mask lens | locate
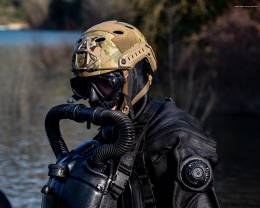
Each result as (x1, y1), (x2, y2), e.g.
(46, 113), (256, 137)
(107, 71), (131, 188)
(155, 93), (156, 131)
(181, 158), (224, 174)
(70, 72), (124, 100)
(70, 77), (91, 98)
(93, 73), (124, 98)
(94, 78), (114, 97)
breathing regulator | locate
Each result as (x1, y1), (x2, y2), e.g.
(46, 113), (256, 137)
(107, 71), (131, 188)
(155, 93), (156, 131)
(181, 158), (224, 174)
(41, 104), (136, 208)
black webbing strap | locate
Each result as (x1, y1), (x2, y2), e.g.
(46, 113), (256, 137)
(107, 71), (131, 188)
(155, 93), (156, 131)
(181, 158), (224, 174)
(134, 152), (156, 208)
(110, 151), (137, 199)
(109, 119), (147, 199)
(110, 101), (160, 208)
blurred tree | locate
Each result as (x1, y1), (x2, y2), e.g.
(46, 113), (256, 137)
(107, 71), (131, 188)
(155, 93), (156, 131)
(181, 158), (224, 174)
(0, 0), (26, 24)
(48, 0), (81, 29)
(131, 0), (229, 46)
(45, 0), (135, 30)
(79, 0), (113, 29)
(167, 7), (260, 121)
(128, 0), (232, 121)
(195, 8), (260, 115)
(22, 0), (49, 28)
(79, 0), (134, 29)
(0, 0), (10, 6)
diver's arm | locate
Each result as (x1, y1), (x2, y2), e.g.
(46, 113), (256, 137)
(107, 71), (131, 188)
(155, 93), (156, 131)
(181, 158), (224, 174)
(146, 120), (220, 208)
(170, 127), (220, 208)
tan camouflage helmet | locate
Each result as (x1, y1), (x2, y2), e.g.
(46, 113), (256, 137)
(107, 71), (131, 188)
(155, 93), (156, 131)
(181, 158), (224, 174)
(71, 20), (157, 114)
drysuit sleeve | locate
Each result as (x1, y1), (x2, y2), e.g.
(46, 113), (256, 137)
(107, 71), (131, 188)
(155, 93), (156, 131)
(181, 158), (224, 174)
(145, 120), (220, 208)
(170, 128), (220, 208)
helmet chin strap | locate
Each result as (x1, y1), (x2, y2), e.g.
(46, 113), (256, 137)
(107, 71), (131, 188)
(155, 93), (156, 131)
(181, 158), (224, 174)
(131, 74), (152, 106)
(120, 70), (152, 115)
(120, 70), (130, 114)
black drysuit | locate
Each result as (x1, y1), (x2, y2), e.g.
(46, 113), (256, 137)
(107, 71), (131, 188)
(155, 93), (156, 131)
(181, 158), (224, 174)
(98, 99), (220, 208)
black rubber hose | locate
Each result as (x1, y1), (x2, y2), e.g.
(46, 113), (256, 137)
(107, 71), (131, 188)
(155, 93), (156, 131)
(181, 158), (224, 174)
(45, 104), (135, 169)
(89, 110), (135, 169)
(45, 104), (94, 159)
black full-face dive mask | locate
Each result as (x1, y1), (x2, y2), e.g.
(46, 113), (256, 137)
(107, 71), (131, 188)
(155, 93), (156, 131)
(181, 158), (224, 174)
(70, 72), (125, 109)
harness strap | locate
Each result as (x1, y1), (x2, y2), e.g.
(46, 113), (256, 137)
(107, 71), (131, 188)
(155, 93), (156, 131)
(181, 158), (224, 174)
(135, 152), (156, 208)
(110, 100), (160, 208)
(110, 122), (147, 199)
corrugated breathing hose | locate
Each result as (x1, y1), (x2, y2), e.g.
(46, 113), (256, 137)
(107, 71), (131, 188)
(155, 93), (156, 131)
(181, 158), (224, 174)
(45, 104), (135, 171)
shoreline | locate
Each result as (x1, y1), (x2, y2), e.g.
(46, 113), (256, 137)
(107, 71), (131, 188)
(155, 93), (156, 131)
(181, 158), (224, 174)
(0, 22), (29, 31)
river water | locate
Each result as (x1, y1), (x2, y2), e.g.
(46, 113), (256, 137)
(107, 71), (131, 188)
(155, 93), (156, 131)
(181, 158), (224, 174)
(0, 30), (80, 46)
(0, 30), (260, 208)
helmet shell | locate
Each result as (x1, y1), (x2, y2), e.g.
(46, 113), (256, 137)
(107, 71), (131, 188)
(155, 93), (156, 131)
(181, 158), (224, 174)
(72, 20), (157, 77)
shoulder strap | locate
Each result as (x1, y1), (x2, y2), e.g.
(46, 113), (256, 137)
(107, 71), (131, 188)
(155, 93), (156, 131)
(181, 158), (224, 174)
(109, 101), (160, 205)
(134, 152), (156, 208)
(133, 102), (160, 208)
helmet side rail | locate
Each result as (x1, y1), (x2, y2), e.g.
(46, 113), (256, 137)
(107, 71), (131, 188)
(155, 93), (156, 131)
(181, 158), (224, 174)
(45, 104), (135, 171)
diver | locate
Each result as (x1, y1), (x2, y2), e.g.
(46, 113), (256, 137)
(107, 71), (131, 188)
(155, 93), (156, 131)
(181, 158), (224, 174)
(0, 190), (11, 208)
(69, 20), (220, 208)
(42, 20), (220, 208)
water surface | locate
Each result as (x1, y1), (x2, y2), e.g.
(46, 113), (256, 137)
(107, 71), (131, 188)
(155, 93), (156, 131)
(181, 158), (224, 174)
(0, 30), (81, 46)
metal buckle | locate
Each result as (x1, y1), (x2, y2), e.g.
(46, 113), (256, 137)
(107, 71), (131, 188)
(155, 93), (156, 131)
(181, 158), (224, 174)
(48, 164), (68, 178)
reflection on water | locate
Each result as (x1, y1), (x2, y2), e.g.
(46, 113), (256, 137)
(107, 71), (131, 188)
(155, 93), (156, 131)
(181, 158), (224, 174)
(0, 129), (50, 207)
(0, 121), (98, 208)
